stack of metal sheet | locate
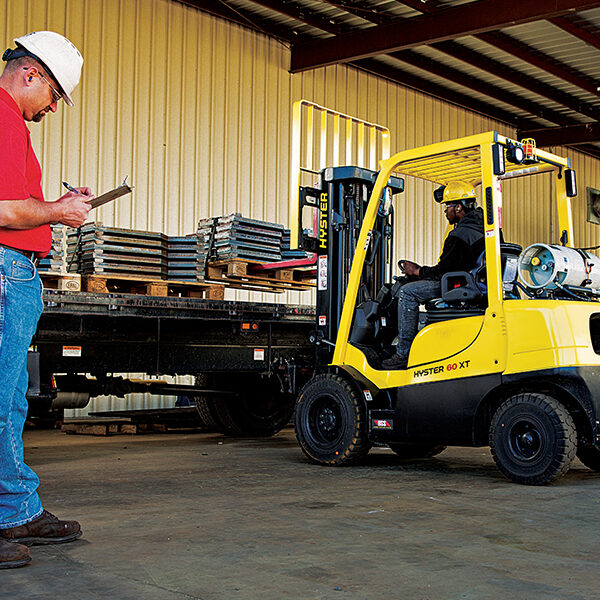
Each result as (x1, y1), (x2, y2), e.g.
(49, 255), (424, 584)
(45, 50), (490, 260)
(38, 224), (67, 272)
(166, 234), (206, 281)
(67, 223), (168, 278)
(281, 229), (309, 260)
(197, 213), (283, 263)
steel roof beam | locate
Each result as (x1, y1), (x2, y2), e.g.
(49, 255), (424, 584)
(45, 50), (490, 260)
(518, 122), (600, 146)
(290, 0), (600, 72)
(249, 0), (347, 35)
(320, 1), (391, 25)
(549, 16), (600, 51)
(478, 31), (600, 97)
(352, 58), (537, 128)
(432, 41), (600, 121)
(391, 50), (581, 126)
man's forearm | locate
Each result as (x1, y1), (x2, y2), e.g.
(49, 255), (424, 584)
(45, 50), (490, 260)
(0, 198), (63, 229)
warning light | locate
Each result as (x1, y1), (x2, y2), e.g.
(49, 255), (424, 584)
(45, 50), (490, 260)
(242, 323), (251, 330)
(521, 138), (536, 161)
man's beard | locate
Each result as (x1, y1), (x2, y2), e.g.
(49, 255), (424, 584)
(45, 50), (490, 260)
(32, 107), (50, 122)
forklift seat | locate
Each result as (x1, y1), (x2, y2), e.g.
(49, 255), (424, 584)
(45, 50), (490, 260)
(425, 243), (522, 323)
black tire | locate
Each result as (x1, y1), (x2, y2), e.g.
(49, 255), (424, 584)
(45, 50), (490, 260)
(193, 374), (225, 432)
(388, 443), (446, 459)
(294, 373), (371, 465)
(489, 393), (577, 485)
(576, 445), (600, 472)
(211, 373), (295, 437)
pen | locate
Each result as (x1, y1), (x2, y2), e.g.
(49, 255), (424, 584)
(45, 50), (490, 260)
(62, 180), (85, 195)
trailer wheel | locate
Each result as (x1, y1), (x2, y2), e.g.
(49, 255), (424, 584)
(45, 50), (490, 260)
(294, 373), (371, 465)
(489, 393), (577, 485)
(576, 445), (600, 472)
(388, 443), (446, 459)
(193, 374), (226, 432)
(213, 373), (295, 437)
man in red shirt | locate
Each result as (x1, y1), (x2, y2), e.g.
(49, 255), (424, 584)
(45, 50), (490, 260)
(0, 31), (93, 569)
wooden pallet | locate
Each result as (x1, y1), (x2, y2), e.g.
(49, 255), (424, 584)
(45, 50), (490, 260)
(80, 274), (225, 300)
(39, 271), (82, 292)
(206, 259), (315, 292)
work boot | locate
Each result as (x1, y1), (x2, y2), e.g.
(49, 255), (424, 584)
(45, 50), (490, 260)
(381, 354), (408, 370)
(0, 538), (31, 569)
(0, 511), (82, 546)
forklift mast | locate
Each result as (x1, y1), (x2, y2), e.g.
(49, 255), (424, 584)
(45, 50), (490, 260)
(297, 166), (403, 366)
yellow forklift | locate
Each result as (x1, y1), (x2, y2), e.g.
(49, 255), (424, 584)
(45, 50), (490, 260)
(294, 131), (600, 485)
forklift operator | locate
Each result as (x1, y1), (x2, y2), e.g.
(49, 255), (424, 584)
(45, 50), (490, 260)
(382, 180), (485, 370)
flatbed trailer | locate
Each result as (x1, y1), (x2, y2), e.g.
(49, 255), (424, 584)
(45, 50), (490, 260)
(28, 288), (316, 436)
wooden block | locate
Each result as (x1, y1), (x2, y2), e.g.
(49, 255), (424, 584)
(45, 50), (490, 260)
(147, 282), (168, 296)
(84, 277), (109, 294)
(275, 270), (294, 281)
(207, 265), (223, 279)
(62, 423), (108, 436)
(207, 285), (225, 300)
(108, 423), (120, 434)
(58, 274), (81, 292)
(120, 424), (138, 434)
(227, 261), (248, 277)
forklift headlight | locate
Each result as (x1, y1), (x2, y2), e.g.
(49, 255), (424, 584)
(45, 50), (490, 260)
(506, 144), (525, 165)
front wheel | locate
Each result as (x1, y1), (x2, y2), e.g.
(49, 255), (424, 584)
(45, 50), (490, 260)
(294, 373), (371, 465)
(489, 393), (576, 485)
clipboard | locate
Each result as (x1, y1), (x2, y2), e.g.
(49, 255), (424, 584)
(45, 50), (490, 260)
(89, 181), (133, 209)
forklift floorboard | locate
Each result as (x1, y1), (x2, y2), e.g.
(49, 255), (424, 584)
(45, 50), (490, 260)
(4, 428), (599, 599)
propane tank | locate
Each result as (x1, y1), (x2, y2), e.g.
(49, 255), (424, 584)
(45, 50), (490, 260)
(518, 243), (600, 290)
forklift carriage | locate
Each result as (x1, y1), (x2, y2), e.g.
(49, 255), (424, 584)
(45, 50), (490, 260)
(294, 131), (600, 485)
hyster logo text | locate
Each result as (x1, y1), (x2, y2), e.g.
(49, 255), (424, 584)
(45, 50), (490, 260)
(413, 360), (470, 379)
(319, 193), (328, 249)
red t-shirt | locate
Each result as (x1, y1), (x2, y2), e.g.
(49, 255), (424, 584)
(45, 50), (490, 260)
(0, 88), (51, 255)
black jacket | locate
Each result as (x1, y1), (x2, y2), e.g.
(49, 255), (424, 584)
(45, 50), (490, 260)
(419, 207), (485, 281)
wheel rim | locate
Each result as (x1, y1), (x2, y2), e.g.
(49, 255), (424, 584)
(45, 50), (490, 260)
(507, 419), (545, 461)
(308, 394), (343, 446)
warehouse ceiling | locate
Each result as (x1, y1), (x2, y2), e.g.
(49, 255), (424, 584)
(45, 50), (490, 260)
(181, 0), (600, 160)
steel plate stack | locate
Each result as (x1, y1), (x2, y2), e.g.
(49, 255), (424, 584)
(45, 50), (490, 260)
(197, 213), (283, 263)
(66, 223), (168, 278)
(281, 229), (309, 260)
(38, 224), (67, 272)
(166, 234), (206, 281)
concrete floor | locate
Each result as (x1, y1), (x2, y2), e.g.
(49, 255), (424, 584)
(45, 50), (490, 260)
(2, 428), (599, 600)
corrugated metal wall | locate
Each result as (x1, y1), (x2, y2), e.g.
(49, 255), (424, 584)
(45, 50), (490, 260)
(3, 0), (600, 413)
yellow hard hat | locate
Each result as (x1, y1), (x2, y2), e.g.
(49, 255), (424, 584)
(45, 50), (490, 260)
(441, 180), (476, 205)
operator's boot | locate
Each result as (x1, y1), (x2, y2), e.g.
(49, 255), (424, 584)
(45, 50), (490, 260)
(0, 538), (31, 569)
(382, 354), (408, 370)
(0, 510), (82, 546)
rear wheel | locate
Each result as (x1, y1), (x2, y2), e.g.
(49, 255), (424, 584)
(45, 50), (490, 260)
(576, 445), (600, 472)
(388, 443), (446, 459)
(294, 373), (371, 465)
(195, 373), (294, 437)
(489, 393), (576, 485)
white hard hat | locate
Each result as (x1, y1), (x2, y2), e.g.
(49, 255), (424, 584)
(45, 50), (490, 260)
(12, 31), (83, 106)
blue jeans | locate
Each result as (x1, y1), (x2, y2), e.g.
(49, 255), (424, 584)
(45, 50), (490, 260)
(0, 248), (44, 528)
(396, 279), (441, 360)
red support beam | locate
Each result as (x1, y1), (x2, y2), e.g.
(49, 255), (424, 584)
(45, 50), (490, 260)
(291, 0), (600, 72)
